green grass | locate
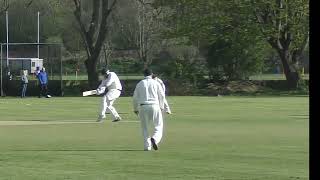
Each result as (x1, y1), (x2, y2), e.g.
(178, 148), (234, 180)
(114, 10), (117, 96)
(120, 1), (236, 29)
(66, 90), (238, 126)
(0, 96), (309, 180)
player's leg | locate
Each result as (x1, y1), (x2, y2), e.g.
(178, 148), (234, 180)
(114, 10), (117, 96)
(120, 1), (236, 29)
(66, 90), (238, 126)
(46, 85), (51, 97)
(22, 84), (27, 97)
(44, 85), (47, 97)
(106, 99), (121, 121)
(97, 95), (107, 122)
(151, 105), (163, 150)
(21, 84), (24, 98)
(106, 90), (121, 121)
(39, 84), (44, 98)
(44, 84), (51, 98)
(24, 84), (27, 97)
(139, 106), (151, 151)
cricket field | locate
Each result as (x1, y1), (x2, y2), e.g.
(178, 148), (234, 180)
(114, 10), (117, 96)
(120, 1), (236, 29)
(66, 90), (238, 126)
(0, 96), (309, 180)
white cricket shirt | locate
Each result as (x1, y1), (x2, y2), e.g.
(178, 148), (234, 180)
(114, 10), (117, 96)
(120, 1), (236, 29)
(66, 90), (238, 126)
(97, 72), (122, 94)
(133, 76), (165, 111)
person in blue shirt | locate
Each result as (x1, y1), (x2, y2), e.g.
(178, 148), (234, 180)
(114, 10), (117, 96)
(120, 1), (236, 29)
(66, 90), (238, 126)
(35, 66), (40, 77)
(38, 67), (51, 98)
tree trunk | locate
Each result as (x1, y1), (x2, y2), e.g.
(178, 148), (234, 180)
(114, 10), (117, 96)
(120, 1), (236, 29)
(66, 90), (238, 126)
(85, 59), (99, 89)
(73, 0), (117, 89)
(278, 51), (300, 89)
(143, 62), (149, 69)
(142, 55), (149, 69)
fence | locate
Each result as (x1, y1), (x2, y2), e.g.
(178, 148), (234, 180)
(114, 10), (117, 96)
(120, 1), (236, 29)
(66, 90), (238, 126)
(0, 43), (63, 96)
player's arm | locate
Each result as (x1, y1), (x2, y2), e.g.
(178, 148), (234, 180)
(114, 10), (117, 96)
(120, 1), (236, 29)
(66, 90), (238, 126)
(157, 83), (165, 111)
(158, 79), (166, 92)
(164, 98), (172, 114)
(133, 83), (140, 114)
(104, 73), (114, 87)
(39, 74), (44, 84)
(96, 80), (106, 95)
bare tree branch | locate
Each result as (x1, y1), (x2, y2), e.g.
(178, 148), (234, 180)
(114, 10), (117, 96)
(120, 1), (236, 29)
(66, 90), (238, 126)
(73, 0), (92, 57)
(72, 0), (118, 87)
(0, 0), (9, 15)
(25, 0), (33, 8)
(73, 0), (80, 8)
(136, 0), (152, 6)
(88, 0), (101, 39)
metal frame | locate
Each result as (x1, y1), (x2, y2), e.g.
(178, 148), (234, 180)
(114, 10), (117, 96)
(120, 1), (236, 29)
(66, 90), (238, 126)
(1, 11), (64, 96)
(0, 43), (63, 96)
(0, 45), (2, 96)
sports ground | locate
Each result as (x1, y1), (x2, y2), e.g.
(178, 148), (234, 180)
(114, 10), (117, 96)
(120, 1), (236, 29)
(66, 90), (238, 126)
(0, 96), (309, 180)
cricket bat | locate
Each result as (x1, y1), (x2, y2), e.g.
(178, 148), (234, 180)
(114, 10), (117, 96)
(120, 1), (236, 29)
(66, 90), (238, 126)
(82, 90), (97, 97)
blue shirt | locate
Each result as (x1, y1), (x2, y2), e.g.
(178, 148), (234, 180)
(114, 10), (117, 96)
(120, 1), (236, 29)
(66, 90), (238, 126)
(38, 71), (48, 85)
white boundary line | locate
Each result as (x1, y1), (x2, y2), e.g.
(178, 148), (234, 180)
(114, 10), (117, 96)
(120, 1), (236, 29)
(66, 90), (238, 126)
(0, 120), (140, 126)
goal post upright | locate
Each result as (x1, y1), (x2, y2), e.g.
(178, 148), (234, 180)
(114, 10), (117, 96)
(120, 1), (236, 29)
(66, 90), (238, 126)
(1, 45), (3, 96)
(1, 11), (64, 97)
(37, 11), (40, 59)
(6, 10), (9, 67)
(60, 44), (63, 96)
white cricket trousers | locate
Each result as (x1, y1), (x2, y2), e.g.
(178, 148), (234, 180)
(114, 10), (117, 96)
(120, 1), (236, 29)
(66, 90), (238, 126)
(139, 104), (164, 149)
(100, 89), (121, 120)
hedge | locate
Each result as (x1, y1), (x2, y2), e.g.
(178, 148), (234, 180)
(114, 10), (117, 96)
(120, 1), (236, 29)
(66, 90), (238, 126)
(0, 79), (309, 97)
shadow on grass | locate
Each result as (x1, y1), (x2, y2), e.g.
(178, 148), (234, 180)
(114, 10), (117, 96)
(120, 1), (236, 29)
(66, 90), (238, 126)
(11, 149), (144, 152)
(0, 120), (95, 122)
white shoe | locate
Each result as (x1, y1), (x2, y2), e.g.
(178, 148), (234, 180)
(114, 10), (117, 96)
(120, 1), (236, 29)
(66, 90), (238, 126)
(97, 115), (106, 122)
(144, 147), (152, 151)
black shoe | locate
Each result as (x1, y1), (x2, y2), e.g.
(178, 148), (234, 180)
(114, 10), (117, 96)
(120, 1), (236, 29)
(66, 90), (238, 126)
(150, 138), (158, 150)
(112, 117), (121, 122)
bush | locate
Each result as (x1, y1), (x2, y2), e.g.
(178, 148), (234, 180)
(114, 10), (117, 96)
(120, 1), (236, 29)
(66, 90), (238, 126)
(108, 58), (144, 74)
(0, 79), (309, 97)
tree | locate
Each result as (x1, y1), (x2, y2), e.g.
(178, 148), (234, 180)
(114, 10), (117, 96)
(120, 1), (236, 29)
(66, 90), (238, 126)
(135, 0), (164, 68)
(155, 0), (268, 81)
(112, 0), (165, 69)
(102, 39), (113, 68)
(0, 0), (9, 14)
(73, 0), (117, 88)
(251, 0), (309, 88)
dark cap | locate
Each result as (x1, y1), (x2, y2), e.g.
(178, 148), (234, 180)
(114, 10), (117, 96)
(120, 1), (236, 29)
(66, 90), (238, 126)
(101, 68), (110, 75)
(143, 69), (153, 77)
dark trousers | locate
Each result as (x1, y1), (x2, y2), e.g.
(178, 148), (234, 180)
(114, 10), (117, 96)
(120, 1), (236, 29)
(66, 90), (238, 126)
(39, 84), (48, 97)
(3, 81), (10, 96)
(21, 83), (28, 98)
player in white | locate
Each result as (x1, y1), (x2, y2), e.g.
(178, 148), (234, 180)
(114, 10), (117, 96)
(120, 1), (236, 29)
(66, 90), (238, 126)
(152, 74), (172, 114)
(133, 69), (165, 151)
(96, 69), (122, 122)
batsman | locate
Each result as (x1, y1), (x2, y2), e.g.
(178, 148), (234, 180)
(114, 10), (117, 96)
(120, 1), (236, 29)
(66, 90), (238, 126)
(96, 69), (122, 122)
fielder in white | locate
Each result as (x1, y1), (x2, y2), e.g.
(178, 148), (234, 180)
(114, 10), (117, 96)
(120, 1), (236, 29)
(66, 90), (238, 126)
(133, 69), (165, 151)
(96, 69), (122, 122)
(152, 75), (171, 114)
